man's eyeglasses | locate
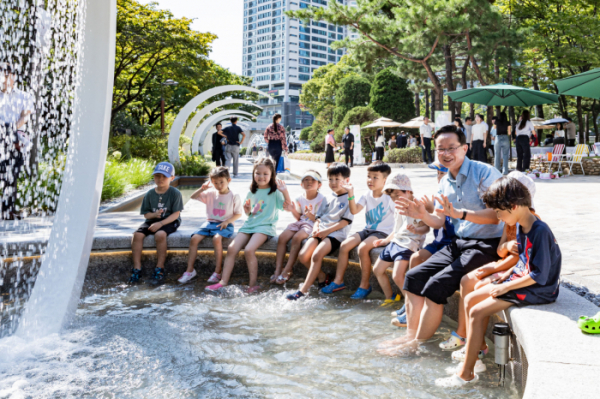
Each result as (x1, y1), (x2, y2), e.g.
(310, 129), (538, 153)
(437, 146), (464, 154)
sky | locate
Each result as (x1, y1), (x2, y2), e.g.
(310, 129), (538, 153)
(139, 0), (244, 75)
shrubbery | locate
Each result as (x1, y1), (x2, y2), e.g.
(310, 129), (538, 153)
(102, 155), (154, 201)
(383, 147), (423, 164)
(175, 154), (212, 176)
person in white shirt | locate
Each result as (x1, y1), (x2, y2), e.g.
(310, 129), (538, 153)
(375, 128), (386, 161)
(0, 62), (35, 220)
(470, 114), (489, 163)
(514, 110), (535, 172)
(420, 117), (433, 164)
(464, 116), (473, 158)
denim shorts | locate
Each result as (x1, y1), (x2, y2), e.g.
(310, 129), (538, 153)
(192, 221), (234, 238)
(379, 242), (414, 262)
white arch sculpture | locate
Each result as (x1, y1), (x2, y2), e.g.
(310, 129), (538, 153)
(191, 110), (257, 155)
(168, 85), (268, 164)
(182, 98), (261, 144)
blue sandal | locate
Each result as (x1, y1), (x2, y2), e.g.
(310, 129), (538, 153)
(321, 282), (346, 294)
(350, 286), (372, 299)
(391, 304), (406, 317)
(286, 291), (305, 301)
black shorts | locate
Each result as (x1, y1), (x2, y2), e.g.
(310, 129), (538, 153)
(136, 220), (180, 236)
(357, 229), (388, 241)
(496, 290), (532, 307)
(403, 236), (501, 305)
(314, 236), (341, 255)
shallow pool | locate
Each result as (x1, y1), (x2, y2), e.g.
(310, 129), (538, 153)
(0, 277), (519, 398)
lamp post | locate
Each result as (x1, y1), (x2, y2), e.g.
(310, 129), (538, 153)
(160, 78), (178, 135)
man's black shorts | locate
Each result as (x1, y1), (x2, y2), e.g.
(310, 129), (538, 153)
(403, 236), (501, 305)
(136, 220), (180, 236)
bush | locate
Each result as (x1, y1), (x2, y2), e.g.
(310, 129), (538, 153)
(109, 132), (168, 162)
(383, 147), (423, 164)
(175, 154), (212, 176)
(288, 152), (344, 163)
(102, 158), (154, 201)
(299, 126), (312, 141)
(335, 106), (380, 142)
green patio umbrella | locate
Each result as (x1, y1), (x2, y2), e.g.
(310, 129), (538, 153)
(447, 83), (559, 106)
(555, 68), (600, 100)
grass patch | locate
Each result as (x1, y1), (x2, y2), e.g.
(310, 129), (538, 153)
(102, 157), (154, 201)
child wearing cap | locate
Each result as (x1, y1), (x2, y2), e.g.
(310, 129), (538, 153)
(438, 171), (540, 354)
(436, 175), (561, 387)
(178, 166), (243, 284)
(128, 162), (184, 285)
(321, 161), (396, 299)
(371, 172), (429, 322)
(273, 170), (327, 284)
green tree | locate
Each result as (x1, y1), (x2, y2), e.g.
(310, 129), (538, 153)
(333, 75), (371, 125)
(335, 106), (380, 144)
(369, 68), (414, 123)
(299, 126), (312, 141)
(309, 105), (335, 152)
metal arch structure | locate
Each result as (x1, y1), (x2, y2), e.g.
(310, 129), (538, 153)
(168, 85), (268, 164)
(182, 98), (261, 142)
(191, 110), (257, 155)
(18, 0), (117, 337)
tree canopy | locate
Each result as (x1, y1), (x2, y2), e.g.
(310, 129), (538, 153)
(369, 68), (414, 123)
(333, 75), (372, 125)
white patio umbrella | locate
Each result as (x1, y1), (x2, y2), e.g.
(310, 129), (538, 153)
(399, 116), (435, 129)
(531, 117), (555, 130)
(362, 117), (403, 129)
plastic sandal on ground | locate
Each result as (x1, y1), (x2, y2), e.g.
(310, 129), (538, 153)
(321, 282), (346, 294)
(439, 331), (467, 350)
(578, 312), (600, 334)
(205, 283), (224, 291)
(206, 272), (221, 283)
(390, 304), (406, 317)
(391, 313), (407, 327)
(246, 285), (261, 294)
(381, 293), (402, 307)
(452, 360), (486, 374)
(286, 291), (305, 301)
(276, 272), (293, 285)
(451, 346), (488, 361)
(435, 373), (479, 388)
(350, 286), (372, 299)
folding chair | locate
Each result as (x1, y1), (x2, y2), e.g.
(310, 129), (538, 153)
(567, 144), (590, 175)
(540, 144), (567, 172)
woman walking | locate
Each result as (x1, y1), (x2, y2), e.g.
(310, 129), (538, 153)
(324, 128), (336, 167)
(264, 113), (288, 171)
(375, 128), (385, 161)
(515, 110), (535, 171)
(494, 112), (511, 175)
(470, 114), (489, 163)
(211, 122), (226, 166)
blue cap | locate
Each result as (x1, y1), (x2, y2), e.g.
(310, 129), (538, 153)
(428, 162), (448, 173)
(153, 162), (175, 177)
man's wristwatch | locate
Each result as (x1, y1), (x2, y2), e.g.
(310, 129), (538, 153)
(461, 210), (467, 220)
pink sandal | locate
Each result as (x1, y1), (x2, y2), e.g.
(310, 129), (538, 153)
(246, 285), (261, 294)
(206, 283), (224, 291)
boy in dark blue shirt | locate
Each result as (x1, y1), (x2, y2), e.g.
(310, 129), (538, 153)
(437, 175), (561, 387)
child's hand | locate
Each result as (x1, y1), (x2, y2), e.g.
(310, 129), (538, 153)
(200, 180), (212, 192)
(506, 240), (519, 255)
(276, 179), (288, 192)
(373, 239), (387, 248)
(243, 199), (251, 214)
(490, 284), (509, 298)
(474, 264), (496, 279)
(148, 222), (162, 233)
(153, 208), (165, 218)
(284, 200), (295, 212)
(217, 221), (229, 230)
(314, 229), (329, 239)
(406, 224), (416, 233)
(305, 204), (316, 221)
(340, 180), (354, 195)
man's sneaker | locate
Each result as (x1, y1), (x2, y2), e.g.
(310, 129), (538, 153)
(391, 313), (407, 327)
(451, 346), (489, 361)
(391, 304), (406, 317)
(350, 286), (372, 299)
(128, 268), (142, 284)
(381, 293), (402, 307)
(207, 272), (221, 283)
(149, 267), (166, 286)
(321, 282), (346, 294)
(286, 291), (305, 301)
(178, 270), (197, 284)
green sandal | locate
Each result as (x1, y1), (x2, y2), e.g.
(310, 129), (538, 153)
(578, 312), (600, 334)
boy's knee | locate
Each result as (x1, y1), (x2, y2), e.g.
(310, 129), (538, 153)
(292, 234), (305, 244)
(470, 303), (487, 320)
(155, 231), (167, 241)
(212, 235), (222, 244)
(357, 244), (371, 256)
(339, 240), (354, 253)
(133, 232), (145, 242)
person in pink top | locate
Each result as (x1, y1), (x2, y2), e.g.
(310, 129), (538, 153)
(325, 128), (337, 167)
(178, 166), (243, 284)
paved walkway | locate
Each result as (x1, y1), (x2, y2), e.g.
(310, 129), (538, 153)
(1, 157), (600, 299)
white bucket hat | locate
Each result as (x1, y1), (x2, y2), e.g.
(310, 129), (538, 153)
(384, 172), (412, 192)
(508, 171), (536, 209)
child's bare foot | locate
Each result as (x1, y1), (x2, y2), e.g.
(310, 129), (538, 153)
(379, 333), (415, 348)
(377, 339), (421, 357)
(269, 274), (278, 284)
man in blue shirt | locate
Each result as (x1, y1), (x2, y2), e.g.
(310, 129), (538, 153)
(383, 124), (503, 351)
(219, 116), (245, 177)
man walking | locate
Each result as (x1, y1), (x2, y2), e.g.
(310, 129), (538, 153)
(420, 117), (433, 164)
(566, 117), (577, 147)
(220, 116), (245, 177)
(0, 62), (34, 220)
(341, 126), (354, 167)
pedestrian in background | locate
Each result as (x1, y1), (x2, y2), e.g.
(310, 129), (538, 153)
(263, 113), (287, 173)
(420, 117), (433, 164)
(515, 110), (535, 172)
(342, 126), (354, 167)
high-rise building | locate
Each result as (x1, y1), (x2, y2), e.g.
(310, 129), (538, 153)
(242, 0), (348, 135)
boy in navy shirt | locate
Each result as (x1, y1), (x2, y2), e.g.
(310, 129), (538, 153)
(437, 175), (561, 387)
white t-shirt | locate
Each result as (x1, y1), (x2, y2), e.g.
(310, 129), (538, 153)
(516, 120), (535, 137)
(196, 188), (243, 223)
(471, 122), (489, 141)
(357, 191), (396, 234)
(295, 192), (327, 223)
(391, 211), (426, 253)
(420, 124), (433, 138)
(554, 130), (565, 138)
(375, 135), (386, 148)
(0, 88), (35, 125)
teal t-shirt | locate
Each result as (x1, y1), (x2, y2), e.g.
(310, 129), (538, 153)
(239, 188), (284, 236)
(140, 186), (184, 224)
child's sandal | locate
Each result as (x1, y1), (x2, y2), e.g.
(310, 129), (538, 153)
(276, 272), (293, 285)
(439, 331), (466, 350)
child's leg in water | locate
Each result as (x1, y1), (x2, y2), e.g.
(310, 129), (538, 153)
(280, 230), (310, 280)
(373, 258), (394, 298)
(244, 233), (269, 287)
(213, 235), (223, 274)
(220, 233), (252, 285)
(300, 239), (332, 294)
(274, 229), (296, 281)
(185, 234), (206, 274)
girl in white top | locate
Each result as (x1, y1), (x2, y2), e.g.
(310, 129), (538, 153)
(375, 129), (386, 161)
(470, 114), (489, 163)
(515, 117), (535, 137)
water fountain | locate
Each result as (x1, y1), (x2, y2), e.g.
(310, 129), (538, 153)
(245, 133), (267, 159)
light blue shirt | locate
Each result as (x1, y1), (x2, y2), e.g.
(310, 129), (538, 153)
(438, 157), (504, 239)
